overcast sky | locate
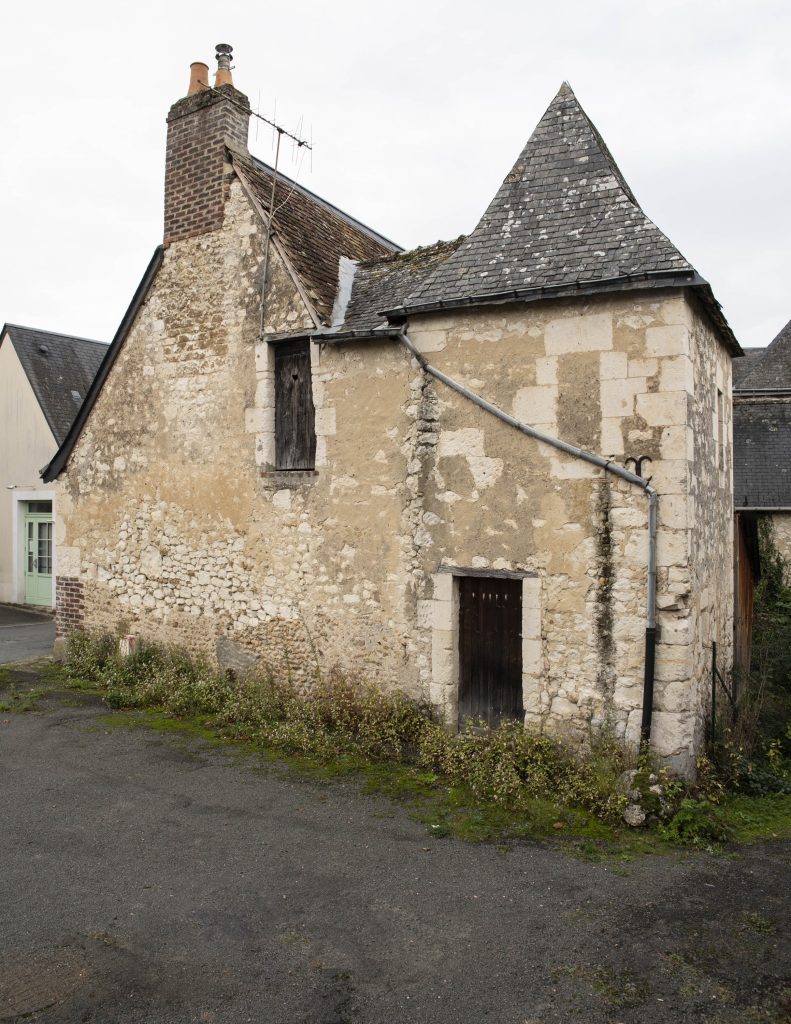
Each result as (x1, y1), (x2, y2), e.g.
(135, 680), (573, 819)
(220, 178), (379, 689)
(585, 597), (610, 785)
(1, 0), (788, 350)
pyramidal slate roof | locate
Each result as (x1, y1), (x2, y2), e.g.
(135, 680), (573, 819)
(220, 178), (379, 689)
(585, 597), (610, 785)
(738, 318), (791, 390)
(384, 83), (732, 342)
(2, 324), (107, 445)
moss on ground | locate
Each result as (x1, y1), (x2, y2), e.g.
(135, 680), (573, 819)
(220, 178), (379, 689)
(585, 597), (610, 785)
(14, 659), (791, 856)
(80, 698), (667, 856)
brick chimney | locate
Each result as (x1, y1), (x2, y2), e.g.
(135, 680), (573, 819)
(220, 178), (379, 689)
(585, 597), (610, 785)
(164, 44), (251, 244)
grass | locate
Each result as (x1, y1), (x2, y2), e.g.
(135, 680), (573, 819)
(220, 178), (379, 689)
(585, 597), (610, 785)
(17, 629), (791, 856)
(68, 683), (666, 856)
(0, 680), (51, 713)
(720, 793), (791, 842)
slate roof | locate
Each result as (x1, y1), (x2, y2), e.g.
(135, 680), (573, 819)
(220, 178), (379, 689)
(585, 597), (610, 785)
(3, 324), (107, 445)
(732, 348), (766, 389)
(733, 398), (791, 508)
(738, 318), (791, 390)
(379, 83), (735, 355)
(340, 238), (466, 334)
(232, 151), (400, 322)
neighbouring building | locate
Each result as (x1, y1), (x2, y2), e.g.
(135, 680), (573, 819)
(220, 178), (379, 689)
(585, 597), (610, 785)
(0, 324), (106, 608)
(732, 317), (791, 674)
(43, 48), (742, 774)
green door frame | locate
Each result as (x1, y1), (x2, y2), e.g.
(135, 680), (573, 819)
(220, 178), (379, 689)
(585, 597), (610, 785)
(23, 506), (53, 606)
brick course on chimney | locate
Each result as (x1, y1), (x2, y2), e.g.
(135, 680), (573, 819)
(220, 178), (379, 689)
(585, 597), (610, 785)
(164, 85), (250, 244)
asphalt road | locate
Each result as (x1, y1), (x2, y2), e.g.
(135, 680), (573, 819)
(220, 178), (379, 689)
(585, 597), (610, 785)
(1, 667), (789, 1024)
(0, 605), (55, 664)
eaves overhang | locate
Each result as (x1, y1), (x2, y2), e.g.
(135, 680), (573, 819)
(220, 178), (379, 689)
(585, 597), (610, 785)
(379, 270), (742, 357)
(265, 326), (403, 345)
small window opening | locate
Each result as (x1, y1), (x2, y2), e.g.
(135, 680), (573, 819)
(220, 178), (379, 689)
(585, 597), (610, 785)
(274, 340), (316, 471)
(716, 388), (724, 470)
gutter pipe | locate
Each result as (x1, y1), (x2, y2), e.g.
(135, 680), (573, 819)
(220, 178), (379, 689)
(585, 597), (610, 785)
(395, 330), (659, 743)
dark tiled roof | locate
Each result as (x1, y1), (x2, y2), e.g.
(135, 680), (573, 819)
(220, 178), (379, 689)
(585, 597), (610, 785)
(340, 239), (466, 333)
(403, 82), (697, 310)
(3, 324), (107, 445)
(739, 318), (791, 390)
(234, 152), (400, 322)
(734, 398), (791, 508)
(732, 348), (767, 389)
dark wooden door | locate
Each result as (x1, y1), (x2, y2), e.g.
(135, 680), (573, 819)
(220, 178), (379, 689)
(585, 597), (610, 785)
(458, 576), (523, 728)
(275, 340), (316, 470)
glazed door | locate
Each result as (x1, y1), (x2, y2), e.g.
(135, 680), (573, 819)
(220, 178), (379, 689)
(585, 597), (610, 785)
(23, 509), (53, 606)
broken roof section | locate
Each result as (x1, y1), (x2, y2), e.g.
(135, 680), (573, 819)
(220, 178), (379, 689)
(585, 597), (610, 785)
(372, 82), (737, 352)
(340, 239), (466, 335)
(234, 151), (400, 323)
(2, 324), (107, 444)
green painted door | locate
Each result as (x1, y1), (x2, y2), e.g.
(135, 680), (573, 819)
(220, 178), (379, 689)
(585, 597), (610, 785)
(24, 504), (53, 606)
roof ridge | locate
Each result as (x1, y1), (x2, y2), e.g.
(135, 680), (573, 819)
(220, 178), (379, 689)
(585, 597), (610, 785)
(356, 236), (466, 269)
(3, 322), (106, 347)
(245, 152), (401, 252)
(739, 316), (791, 389)
(561, 83), (638, 206)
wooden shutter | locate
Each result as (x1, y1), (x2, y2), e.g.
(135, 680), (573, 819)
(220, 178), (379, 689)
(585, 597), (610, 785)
(458, 576), (523, 727)
(274, 340), (316, 470)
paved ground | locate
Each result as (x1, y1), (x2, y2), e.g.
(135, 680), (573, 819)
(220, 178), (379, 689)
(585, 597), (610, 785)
(1, 666), (789, 1024)
(0, 605), (55, 664)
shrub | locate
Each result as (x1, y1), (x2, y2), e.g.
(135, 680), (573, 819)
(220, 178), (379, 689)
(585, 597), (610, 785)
(63, 632), (646, 825)
(659, 799), (732, 848)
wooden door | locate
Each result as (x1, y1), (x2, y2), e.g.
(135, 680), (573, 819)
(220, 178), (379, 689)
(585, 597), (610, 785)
(458, 576), (523, 728)
(275, 340), (316, 471)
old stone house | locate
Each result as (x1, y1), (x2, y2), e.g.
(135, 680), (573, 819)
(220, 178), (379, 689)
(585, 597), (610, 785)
(732, 317), (791, 673)
(0, 324), (106, 607)
(43, 48), (742, 774)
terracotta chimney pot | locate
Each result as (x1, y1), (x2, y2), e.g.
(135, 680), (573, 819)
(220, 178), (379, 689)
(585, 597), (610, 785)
(188, 62), (209, 96)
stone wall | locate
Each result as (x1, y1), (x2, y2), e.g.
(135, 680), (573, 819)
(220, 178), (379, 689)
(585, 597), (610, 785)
(55, 170), (736, 774)
(769, 512), (791, 564)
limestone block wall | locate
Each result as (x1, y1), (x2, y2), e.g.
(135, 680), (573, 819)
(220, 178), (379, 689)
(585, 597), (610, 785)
(649, 300), (734, 768)
(55, 171), (735, 774)
(402, 293), (734, 771)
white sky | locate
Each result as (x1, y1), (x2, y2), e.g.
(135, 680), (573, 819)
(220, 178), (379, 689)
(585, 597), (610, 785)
(1, 0), (788, 350)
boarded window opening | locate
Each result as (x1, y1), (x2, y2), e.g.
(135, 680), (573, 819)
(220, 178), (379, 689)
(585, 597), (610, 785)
(458, 576), (523, 728)
(275, 340), (316, 471)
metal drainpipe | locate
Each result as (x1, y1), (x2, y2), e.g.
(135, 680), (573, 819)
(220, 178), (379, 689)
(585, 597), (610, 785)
(396, 330), (659, 743)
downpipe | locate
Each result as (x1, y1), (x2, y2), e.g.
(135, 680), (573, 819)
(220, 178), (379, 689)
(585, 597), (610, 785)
(396, 331), (659, 743)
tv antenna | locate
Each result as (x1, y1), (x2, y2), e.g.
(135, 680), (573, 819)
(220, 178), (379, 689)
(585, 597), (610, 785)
(254, 101), (313, 341)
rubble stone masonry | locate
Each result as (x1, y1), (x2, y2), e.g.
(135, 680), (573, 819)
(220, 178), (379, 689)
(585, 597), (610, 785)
(55, 176), (735, 775)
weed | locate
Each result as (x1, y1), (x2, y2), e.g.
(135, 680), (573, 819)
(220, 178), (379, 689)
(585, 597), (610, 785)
(54, 630), (791, 850)
(552, 965), (646, 1009)
(741, 911), (774, 934)
(658, 799), (732, 850)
